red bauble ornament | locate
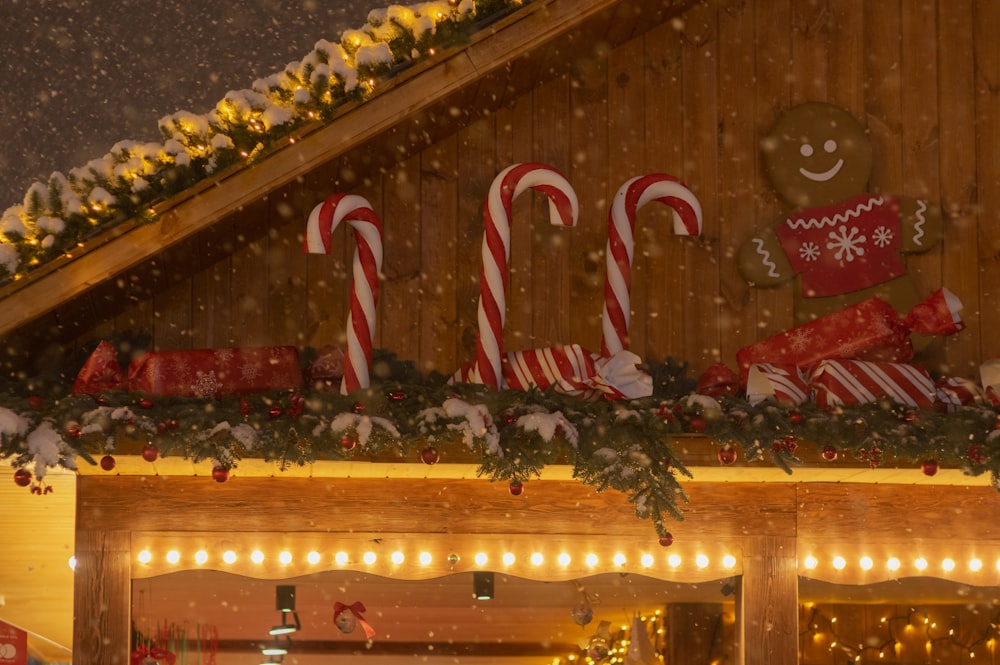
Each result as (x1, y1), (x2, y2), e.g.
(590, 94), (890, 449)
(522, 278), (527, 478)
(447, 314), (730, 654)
(920, 459), (939, 477)
(95, 394), (109, 405)
(904, 410), (919, 423)
(13, 469), (31, 487)
(240, 398), (252, 417)
(717, 446), (736, 465)
(212, 466), (230, 483)
(508, 479), (524, 496)
(968, 444), (985, 465)
(688, 416), (707, 434)
(28, 395), (44, 410)
(100, 455), (116, 472)
(340, 435), (358, 451)
(268, 404), (283, 418)
(658, 533), (674, 547)
(353, 402), (365, 413)
(502, 411), (517, 425)
(65, 422), (82, 439)
(789, 410), (803, 425)
(420, 446), (440, 465)
(821, 445), (838, 461)
(138, 397), (155, 409)
(141, 443), (160, 462)
(387, 390), (406, 401)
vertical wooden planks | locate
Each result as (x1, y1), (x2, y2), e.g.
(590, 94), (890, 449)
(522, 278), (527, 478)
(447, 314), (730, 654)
(716, 0), (760, 364)
(418, 135), (459, 375)
(974, 0), (1000, 361)
(864, 0), (904, 195)
(736, 536), (799, 665)
(752, 0), (795, 340)
(679, 1), (720, 373)
(265, 184), (311, 347)
(827, 0), (866, 117)
(189, 221), (235, 348)
(229, 198), (271, 348)
(937, 0), (981, 377)
(790, 0), (830, 105)
(568, 40), (609, 353)
(71, 527), (131, 665)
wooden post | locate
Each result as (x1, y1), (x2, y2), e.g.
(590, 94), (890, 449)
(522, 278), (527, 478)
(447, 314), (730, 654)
(665, 602), (733, 664)
(72, 528), (131, 665)
(735, 536), (798, 665)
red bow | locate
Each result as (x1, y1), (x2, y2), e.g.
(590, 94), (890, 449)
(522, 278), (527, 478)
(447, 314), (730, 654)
(130, 645), (176, 665)
(334, 600), (376, 639)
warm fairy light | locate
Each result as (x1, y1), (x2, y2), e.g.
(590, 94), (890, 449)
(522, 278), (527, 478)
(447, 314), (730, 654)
(419, 552), (432, 566)
(251, 550), (265, 564)
(832, 556), (846, 570)
(803, 556), (818, 570)
(668, 554), (681, 568)
(969, 558), (983, 572)
(335, 551), (349, 566)
(613, 553), (626, 567)
(531, 553), (544, 566)
(68, 556), (76, 570)
(695, 554), (709, 569)
(859, 556), (873, 570)
(557, 553), (571, 567)
(363, 551), (377, 565)
(722, 554), (737, 569)
(166, 550), (180, 564)
(391, 551), (405, 565)
(223, 550), (237, 564)
(195, 550), (208, 565)
(942, 558), (956, 572)
(886, 557), (901, 571)
(503, 552), (516, 566)
(915, 557), (928, 571)
(585, 553), (599, 568)
(474, 552), (488, 567)
(307, 551), (321, 565)
(137, 550), (152, 564)
(279, 551), (293, 565)
(640, 554), (654, 568)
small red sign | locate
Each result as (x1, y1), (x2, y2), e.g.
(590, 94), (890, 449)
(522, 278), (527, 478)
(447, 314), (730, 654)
(0, 621), (27, 665)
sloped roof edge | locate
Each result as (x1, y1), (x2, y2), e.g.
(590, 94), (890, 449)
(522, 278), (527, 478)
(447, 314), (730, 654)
(0, 0), (695, 339)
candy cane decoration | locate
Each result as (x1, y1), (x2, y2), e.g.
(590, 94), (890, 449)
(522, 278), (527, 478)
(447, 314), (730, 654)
(601, 174), (702, 357)
(475, 163), (579, 389)
(304, 194), (384, 395)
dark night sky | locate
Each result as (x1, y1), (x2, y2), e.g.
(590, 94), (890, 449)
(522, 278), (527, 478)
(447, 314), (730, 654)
(0, 0), (370, 208)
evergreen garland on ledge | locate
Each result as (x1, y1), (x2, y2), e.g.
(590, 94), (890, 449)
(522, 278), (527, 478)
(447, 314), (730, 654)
(2, 352), (999, 539)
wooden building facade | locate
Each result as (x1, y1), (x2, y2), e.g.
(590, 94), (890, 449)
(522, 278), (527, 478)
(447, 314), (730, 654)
(2, 0), (1000, 663)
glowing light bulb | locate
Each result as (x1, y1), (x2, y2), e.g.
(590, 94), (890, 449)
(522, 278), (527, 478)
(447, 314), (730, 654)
(585, 553), (599, 568)
(391, 551), (405, 565)
(223, 550), (237, 564)
(307, 551), (321, 565)
(68, 556), (77, 570)
(335, 551), (349, 566)
(166, 550), (180, 564)
(668, 554), (681, 568)
(942, 558), (956, 572)
(914, 557), (928, 571)
(557, 553), (571, 567)
(363, 551), (377, 565)
(137, 550), (152, 564)
(969, 558), (983, 572)
(832, 556), (846, 570)
(722, 554), (737, 569)
(502, 552), (515, 566)
(613, 553), (626, 567)
(640, 554), (654, 568)
(886, 557), (900, 571)
(475, 552), (488, 567)
(531, 553), (544, 566)
(859, 556), (873, 570)
(251, 550), (265, 564)
(419, 552), (432, 566)
(279, 551), (293, 565)
(695, 554), (709, 569)
(803, 556), (818, 570)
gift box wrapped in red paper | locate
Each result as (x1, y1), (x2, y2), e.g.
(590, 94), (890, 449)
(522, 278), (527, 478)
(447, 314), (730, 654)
(72, 340), (128, 395)
(736, 288), (964, 384)
(127, 346), (303, 398)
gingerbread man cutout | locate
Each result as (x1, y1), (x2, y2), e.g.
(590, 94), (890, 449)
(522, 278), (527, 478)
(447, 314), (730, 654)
(738, 102), (942, 325)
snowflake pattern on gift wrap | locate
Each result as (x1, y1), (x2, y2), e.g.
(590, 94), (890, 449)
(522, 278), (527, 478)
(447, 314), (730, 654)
(826, 225), (866, 262)
(215, 348), (235, 364)
(167, 354), (193, 382)
(787, 328), (813, 355)
(872, 225), (893, 248)
(191, 371), (223, 398)
(799, 242), (820, 262)
(241, 363), (262, 382)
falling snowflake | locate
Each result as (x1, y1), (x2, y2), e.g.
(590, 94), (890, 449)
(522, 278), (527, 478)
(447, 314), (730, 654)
(191, 371), (223, 398)
(872, 225), (893, 247)
(826, 225), (866, 262)
(799, 242), (821, 262)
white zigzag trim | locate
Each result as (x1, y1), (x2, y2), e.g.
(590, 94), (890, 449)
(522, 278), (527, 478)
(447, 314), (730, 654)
(912, 199), (928, 246)
(784, 196), (884, 231)
(753, 238), (780, 278)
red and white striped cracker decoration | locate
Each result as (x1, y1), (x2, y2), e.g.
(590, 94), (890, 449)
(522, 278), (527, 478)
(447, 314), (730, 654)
(981, 358), (1000, 407)
(503, 344), (598, 398)
(475, 163), (579, 389)
(304, 193), (384, 395)
(934, 377), (986, 412)
(746, 363), (809, 406)
(601, 174), (703, 356)
(810, 359), (935, 409)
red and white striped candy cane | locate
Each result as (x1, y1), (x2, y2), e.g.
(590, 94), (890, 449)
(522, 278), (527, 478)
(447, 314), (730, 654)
(475, 163), (579, 389)
(601, 174), (702, 357)
(304, 193), (384, 395)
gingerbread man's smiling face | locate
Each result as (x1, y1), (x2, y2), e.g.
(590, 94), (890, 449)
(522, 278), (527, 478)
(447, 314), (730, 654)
(761, 102), (874, 209)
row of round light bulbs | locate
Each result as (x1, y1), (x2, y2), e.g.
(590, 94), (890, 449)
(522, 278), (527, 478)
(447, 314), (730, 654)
(802, 554), (1000, 573)
(127, 548), (739, 571)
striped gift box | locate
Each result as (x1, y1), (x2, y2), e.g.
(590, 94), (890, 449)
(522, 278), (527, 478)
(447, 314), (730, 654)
(746, 363), (810, 406)
(981, 358), (1000, 407)
(810, 359), (935, 409)
(934, 377), (987, 412)
(452, 344), (598, 399)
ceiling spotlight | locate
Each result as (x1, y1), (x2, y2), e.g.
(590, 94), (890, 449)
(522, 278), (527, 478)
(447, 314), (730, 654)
(269, 610), (301, 636)
(270, 584), (301, 635)
(276, 585), (296, 612)
(473, 571), (495, 600)
(260, 638), (288, 656)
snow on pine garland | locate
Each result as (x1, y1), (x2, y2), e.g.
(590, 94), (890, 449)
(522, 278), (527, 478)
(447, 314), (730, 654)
(0, 0), (521, 283)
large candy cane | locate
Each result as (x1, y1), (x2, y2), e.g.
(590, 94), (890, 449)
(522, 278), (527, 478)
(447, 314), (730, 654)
(601, 174), (702, 357)
(304, 194), (384, 395)
(475, 163), (579, 389)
